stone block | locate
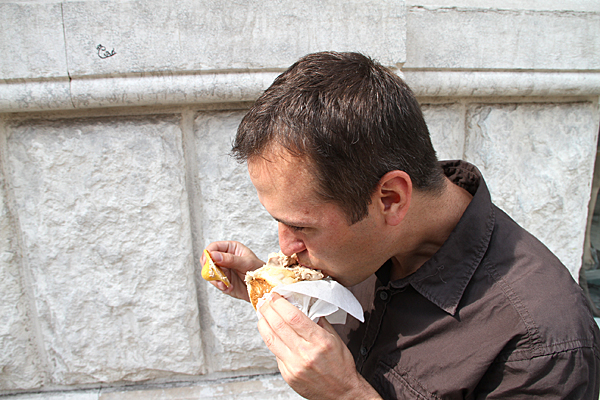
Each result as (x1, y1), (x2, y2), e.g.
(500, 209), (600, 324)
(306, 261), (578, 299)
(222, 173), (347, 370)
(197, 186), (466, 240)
(0, 2), (69, 80)
(62, 0), (405, 77)
(422, 103), (465, 160)
(406, 6), (600, 70)
(194, 110), (279, 373)
(4, 115), (204, 385)
(464, 102), (599, 277)
(0, 151), (46, 391)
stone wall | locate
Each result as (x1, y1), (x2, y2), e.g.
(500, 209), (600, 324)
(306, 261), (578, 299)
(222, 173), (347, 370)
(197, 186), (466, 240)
(1, 0), (599, 398)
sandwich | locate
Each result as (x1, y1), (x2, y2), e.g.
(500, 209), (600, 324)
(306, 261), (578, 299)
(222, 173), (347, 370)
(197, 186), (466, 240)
(202, 249), (231, 287)
(245, 252), (324, 309)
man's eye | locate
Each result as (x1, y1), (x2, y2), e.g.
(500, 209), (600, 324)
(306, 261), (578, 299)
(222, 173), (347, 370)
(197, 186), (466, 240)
(289, 225), (305, 232)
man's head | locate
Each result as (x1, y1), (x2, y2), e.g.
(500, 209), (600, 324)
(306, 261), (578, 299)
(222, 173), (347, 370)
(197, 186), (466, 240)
(232, 51), (443, 224)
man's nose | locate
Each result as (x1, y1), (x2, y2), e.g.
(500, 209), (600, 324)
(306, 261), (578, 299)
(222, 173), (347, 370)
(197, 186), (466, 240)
(278, 223), (307, 256)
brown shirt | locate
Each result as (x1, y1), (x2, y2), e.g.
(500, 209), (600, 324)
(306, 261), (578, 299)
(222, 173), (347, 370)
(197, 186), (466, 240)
(336, 160), (600, 399)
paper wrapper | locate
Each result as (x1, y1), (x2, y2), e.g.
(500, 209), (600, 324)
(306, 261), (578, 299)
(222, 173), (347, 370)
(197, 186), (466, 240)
(255, 279), (364, 324)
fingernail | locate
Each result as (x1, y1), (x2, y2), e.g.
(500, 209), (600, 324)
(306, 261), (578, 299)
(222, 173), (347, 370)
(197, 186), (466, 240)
(212, 252), (223, 262)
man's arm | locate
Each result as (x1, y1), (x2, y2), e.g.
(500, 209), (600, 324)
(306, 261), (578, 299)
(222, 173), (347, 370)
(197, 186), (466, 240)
(203, 241), (381, 399)
(258, 293), (383, 400)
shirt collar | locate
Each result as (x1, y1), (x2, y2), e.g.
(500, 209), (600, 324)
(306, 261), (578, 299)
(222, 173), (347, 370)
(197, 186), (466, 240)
(379, 161), (496, 315)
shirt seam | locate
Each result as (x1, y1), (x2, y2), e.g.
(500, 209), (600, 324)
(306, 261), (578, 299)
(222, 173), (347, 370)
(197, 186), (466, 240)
(484, 261), (544, 355)
(376, 361), (443, 400)
(493, 340), (599, 364)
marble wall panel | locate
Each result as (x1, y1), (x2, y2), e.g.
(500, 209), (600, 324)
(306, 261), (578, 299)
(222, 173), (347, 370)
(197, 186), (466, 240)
(0, 2), (68, 80)
(0, 133), (46, 391)
(406, 7), (600, 70)
(422, 103), (466, 160)
(194, 110), (279, 373)
(3, 115), (204, 385)
(464, 102), (599, 277)
(62, 0), (405, 77)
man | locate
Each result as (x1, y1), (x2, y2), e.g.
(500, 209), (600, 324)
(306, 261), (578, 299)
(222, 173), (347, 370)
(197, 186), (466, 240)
(203, 52), (600, 399)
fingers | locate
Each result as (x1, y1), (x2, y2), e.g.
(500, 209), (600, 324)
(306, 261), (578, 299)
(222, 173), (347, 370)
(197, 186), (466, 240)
(259, 294), (318, 340)
(257, 293), (328, 366)
(216, 250), (262, 273)
(258, 295), (375, 400)
(204, 240), (243, 254)
(203, 241), (263, 273)
(258, 295), (298, 357)
(317, 315), (338, 336)
(202, 241), (238, 266)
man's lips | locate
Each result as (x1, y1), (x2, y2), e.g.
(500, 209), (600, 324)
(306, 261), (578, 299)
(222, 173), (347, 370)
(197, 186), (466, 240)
(296, 257), (316, 271)
(297, 258), (332, 279)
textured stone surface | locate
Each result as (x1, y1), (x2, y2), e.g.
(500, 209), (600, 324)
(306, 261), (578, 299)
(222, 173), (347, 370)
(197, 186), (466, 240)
(403, 70), (600, 98)
(464, 102), (599, 277)
(4, 115), (203, 385)
(406, 0), (600, 11)
(62, 0), (405, 77)
(0, 79), (74, 113)
(3, 391), (99, 400)
(405, 6), (600, 70)
(194, 110), (279, 373)
(2, 374), (302, 399)
(99, 374), (303, 400)
(0, 2), (68, 80)
(0, 0), (406, 112)
(422, 103), (466, 160)
(0, 145), (46, 391)
(69, 72), (280, 110)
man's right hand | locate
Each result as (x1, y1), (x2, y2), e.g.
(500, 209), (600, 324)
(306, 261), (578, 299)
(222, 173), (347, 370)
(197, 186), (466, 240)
(202, 241), (264, 302)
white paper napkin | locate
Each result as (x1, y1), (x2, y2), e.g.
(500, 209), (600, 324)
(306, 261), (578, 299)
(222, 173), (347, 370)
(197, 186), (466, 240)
(255, 279), (364, 324)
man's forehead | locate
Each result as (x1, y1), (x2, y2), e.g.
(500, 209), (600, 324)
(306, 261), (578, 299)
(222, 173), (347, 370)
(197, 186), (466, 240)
(247, 148), (314, 180)
(247, 151), (323, 206)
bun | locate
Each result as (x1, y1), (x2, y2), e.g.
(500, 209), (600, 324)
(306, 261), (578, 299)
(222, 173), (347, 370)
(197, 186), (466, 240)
(245, 252), (324, 309)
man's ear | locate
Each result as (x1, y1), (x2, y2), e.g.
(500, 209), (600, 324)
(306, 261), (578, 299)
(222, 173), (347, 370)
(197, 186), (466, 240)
(374, 170), (412, 226)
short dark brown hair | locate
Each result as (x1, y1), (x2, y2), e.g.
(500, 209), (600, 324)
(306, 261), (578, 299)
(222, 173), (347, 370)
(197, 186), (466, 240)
(232, 51), (444, 224)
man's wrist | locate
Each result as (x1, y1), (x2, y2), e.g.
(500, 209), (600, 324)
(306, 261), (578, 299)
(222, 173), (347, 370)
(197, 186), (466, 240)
(341, 373), (383, 400)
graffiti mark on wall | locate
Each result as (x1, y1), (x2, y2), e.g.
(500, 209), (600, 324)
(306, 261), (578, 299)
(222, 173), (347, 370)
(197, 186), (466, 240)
(97, 44), (116, 59)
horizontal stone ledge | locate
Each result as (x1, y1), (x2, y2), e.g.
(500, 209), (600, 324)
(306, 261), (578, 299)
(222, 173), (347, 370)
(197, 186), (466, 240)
(3, 374), (302, 400)
(403, 69), (600, 98)
(0, 71), (282, 113)
(1, 69), (599, 113)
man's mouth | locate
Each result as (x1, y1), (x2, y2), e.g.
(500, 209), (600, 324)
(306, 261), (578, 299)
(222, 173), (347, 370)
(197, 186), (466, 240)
(298, 259), (332, 279)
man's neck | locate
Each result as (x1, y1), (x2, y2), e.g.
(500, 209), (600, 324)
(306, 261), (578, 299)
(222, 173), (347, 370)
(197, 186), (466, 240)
(390, 178), (473, 280)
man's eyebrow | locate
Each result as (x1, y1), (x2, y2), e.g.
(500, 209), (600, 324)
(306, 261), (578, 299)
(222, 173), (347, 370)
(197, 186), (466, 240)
(272, 216), (306, 227)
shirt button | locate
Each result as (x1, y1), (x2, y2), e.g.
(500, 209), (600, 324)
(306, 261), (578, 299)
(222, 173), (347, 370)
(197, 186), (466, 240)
(360, 346), (368, 356)
(379, 290), (389, 301)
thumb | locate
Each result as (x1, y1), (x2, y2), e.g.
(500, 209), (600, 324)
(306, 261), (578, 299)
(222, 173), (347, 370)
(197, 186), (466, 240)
(317, 316), (340, 337)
